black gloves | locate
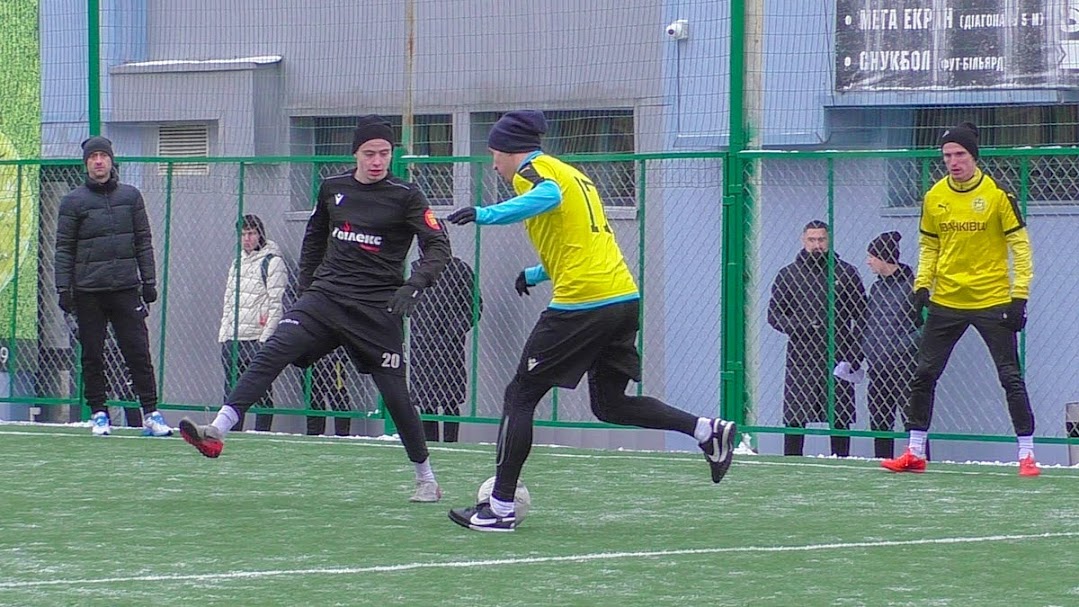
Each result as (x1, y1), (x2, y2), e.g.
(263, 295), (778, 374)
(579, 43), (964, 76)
(58, 290), (76, 315)
(515, 271), (531, 296)
(446, 207), (477, 225)
(913, 288), (930, 317)
(142, 284), (158, 304)
(1001, 298), (1027, 332)
(388, 285), (422, 317)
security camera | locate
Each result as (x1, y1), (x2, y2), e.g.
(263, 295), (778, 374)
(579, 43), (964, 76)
(666, 19), (688, 40)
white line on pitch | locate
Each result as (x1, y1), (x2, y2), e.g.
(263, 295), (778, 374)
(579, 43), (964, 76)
(2, 531), (1077, 590)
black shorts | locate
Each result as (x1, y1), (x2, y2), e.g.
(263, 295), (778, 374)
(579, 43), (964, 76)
(287, 291), (405, 376)
(518, 299), (642, 389)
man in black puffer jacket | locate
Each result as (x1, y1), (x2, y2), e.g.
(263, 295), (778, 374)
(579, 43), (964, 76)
(55, 136), (171, 438)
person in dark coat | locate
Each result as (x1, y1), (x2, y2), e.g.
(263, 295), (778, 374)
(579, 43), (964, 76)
(767, 220), (867, 457)
(54, 136), (171, 438)
(862, 232), (921, 459)
(409, 253), (481, 442)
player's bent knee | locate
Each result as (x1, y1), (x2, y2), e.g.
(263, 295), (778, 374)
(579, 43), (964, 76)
(503, 373), (549, 415)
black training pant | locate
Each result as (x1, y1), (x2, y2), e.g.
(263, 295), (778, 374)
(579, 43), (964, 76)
(224, 294), (429, 464)
(74, 289), (158, 416)
(221, 340), (274, 432)
(492, 301), (698, 503)
(907, 303), (1035, 436)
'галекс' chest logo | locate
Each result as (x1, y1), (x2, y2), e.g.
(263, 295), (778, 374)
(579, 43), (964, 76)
(333, 221), (383, 252)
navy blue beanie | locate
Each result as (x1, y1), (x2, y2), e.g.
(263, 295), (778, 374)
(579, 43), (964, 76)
(487, 110), (547, 153)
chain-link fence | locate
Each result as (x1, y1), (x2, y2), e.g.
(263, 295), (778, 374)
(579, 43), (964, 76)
(3, 151), (1078, 456)
(746, 150), (1079, 457)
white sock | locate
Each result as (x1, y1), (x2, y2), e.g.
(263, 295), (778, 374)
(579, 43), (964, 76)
(414, 458), (435, 483)
(490, 496), (515, 517)
(693, 418), (714, 443)
(908, 430), (928, 458)
(1018, 435), (1035, 460)
(211, 406), (239, 437)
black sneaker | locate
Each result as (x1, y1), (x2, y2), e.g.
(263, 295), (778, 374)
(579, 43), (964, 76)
(448, 503), (517, 532)
(700, 419), (736, 483)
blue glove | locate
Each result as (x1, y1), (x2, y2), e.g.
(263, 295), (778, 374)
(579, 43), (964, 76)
(446, 207), (477, 225)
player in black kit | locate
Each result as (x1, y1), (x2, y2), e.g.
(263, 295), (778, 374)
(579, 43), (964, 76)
(179, 116), (451, 502)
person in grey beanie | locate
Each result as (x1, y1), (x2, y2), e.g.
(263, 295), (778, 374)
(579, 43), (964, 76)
(55, 136), (171, 438)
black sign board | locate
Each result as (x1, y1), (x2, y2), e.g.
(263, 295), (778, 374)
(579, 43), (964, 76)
(835, 0), (1078, 91)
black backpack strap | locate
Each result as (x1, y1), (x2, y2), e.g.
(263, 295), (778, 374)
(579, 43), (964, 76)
(261, 254), (276, 288)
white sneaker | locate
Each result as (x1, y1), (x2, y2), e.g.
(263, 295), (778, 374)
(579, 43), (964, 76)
(142, 411), (173, 437)
(409, 480), (442, 503)
(90, 411), (111, 436)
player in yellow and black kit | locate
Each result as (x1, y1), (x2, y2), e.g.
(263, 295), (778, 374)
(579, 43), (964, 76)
(445, 110), (737, 532)
(882, 121), (1039, 477)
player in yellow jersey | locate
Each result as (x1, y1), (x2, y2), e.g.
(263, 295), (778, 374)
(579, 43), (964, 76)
(882, 121), (1039, 477)
(445, 110), (737, 532)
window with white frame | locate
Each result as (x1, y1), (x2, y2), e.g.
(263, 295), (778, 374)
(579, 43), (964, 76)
(291, 115), (453, 208)
(470, 109), (636, 207)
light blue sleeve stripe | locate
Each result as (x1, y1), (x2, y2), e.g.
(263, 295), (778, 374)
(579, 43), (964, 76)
(548, 293), (641, 311)
(524, 264), (549, 285)
(475, 180), (561, 225)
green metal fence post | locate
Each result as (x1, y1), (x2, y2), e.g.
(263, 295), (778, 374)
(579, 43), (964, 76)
(156, 164), (175, 402)
(825, 158), (837, 428)
(5, 165), (23, 403)
(635, 158), (646, 396)
(468, 161), (484, 417)
(87, 0), (101, 136)
(721, 0), (750, 425)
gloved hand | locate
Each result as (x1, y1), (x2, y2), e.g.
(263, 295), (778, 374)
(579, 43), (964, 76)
(446, 207), (477, 225)
(142, 284), (158, 304)
(913, 288), (930, 317)
(1001, 297), (1027, 332)
(58, 290), (76, 315)
(388, 285), (421, 317)
(515, 271), (531, 296)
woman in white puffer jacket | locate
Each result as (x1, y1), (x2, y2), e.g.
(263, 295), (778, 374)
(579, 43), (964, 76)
(218, 214), (288, 432)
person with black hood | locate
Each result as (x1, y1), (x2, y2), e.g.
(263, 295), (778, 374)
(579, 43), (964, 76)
(768, 220), (866, 458)
(179, 115), (452, 502)
(409, 245), (482, 443)
(862, 231), (920, 459)
(217, 214), (287, 432)
(882, 121), (1038, 476)
(54, 136), (172, 438)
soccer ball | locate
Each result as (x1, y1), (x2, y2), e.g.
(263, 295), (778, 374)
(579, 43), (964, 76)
(476, 475), (531, 521)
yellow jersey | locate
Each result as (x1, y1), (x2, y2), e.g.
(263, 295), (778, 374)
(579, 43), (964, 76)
(916, 169), (1033, 309)
(511, 154), (639, 308)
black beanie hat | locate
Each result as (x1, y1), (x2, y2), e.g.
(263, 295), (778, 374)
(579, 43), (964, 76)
(940, 121), (979, 160)
(241, 214), (267, 248)
(351, 115), (395, 153)
(867, 231), (901, 264)
(487, 110), (547, 153)
(81, 136), (114, 163)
